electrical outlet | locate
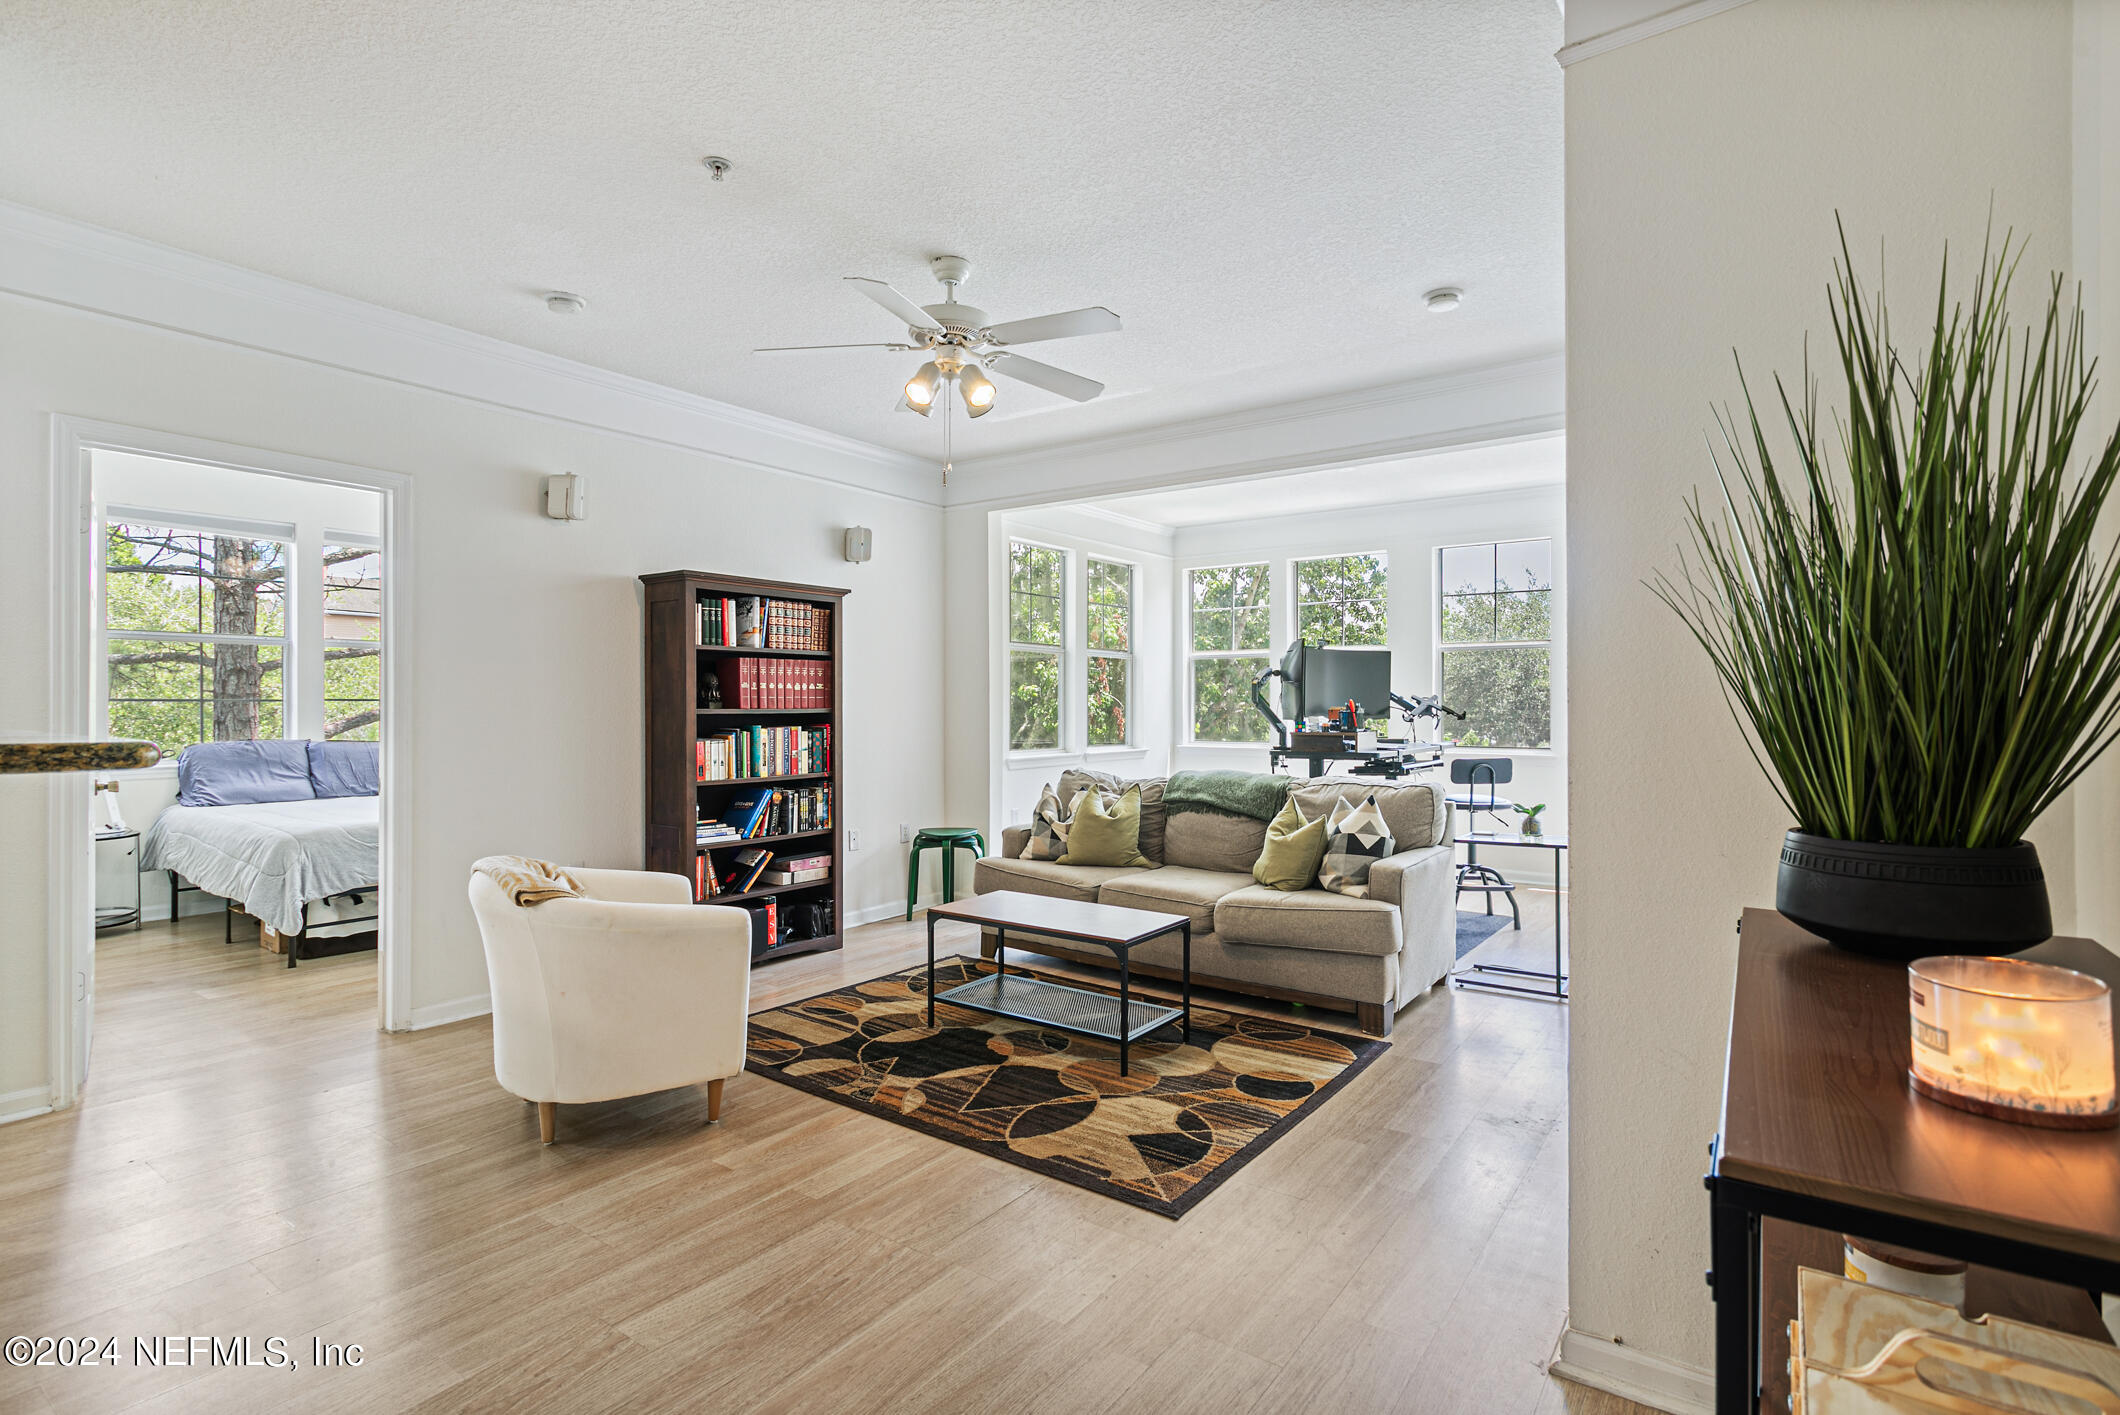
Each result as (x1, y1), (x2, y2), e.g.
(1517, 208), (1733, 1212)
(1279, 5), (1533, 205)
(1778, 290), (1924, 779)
(900, 824), (911, 843)
(847, 828), (860, 852)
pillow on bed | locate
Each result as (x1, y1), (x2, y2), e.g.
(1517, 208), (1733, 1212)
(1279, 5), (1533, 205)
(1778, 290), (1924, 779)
(307, 740), (380, 799)
(175, 740), (317, 807)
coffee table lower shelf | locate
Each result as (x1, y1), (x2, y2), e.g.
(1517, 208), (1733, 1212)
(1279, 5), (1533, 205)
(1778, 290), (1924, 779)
(937, 971), (1184, 1045)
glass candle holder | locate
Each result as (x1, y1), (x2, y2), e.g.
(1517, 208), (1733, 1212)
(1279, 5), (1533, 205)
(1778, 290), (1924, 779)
(1908, 956), (2118, 1129)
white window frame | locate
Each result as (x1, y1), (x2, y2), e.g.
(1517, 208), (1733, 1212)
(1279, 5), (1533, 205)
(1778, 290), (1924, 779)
(1435, 537), (1554, 751)
(1005, 537), (1070, 756)
(1084, 555), (1135, 750)
(98, 509), (298, 752)
(1185, 559), (1274, 745)
(1293, 550), (1390, 647)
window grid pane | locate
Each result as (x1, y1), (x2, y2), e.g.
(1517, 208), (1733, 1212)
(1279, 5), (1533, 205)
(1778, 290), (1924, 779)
(1437, 538), (1552, 749)
(1088, 655), (1128, 747)
(1295, 553), (1387, 647)
(1009, 650), (1062, 751)
(1009, 542), (1065, 647)
(1087, 558), (1132, 653)
(1192, 657), (1269, 742)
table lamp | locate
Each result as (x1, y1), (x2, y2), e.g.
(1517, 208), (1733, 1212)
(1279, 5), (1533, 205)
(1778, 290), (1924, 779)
(1908, 955), (2118, 1129)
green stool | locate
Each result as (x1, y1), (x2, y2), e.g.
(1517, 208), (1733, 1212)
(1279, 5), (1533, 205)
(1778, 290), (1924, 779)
(907, 827), (987, 919)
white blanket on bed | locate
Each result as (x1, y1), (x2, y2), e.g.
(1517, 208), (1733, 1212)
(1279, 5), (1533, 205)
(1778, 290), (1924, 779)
(141, 796), (379, 935)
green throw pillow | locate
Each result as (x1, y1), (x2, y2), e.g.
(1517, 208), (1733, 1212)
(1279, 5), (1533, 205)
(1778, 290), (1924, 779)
(1058, 785), (1154, 868)
(1252, 796), (1328, 891)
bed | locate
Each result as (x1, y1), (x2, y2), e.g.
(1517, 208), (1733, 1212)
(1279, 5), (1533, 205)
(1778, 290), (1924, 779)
(140, 738), (380, 967)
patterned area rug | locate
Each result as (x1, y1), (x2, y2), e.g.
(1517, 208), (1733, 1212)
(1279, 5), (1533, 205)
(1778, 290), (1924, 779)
(744, 957), (1388, 1218)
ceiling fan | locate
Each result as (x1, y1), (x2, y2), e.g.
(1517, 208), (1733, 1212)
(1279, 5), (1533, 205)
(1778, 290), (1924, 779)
(755, 255), (1121, 421)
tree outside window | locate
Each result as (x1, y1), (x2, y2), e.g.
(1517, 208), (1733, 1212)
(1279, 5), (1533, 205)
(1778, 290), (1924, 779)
(1086, 558), (1132, 747)
(105, 522), (288, 753)
(322, 543), (382, 740)
(1189, 563), (1271, 742)
(1295, 553), (1388, 646)
(1438, 539), (1552, 749)
(1008, 541), (1065, 751)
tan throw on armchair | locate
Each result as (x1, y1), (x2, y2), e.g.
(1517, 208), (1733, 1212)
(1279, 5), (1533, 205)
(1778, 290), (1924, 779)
(467, 865), (752, 1143)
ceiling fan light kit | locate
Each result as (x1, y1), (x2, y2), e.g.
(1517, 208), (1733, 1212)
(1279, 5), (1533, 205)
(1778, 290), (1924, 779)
(756, 255), (1122, 478)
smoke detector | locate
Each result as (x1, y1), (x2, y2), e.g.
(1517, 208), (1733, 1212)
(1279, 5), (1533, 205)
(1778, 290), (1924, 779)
(1424, 287), (1464, 312)
(544, 291), (587, 315)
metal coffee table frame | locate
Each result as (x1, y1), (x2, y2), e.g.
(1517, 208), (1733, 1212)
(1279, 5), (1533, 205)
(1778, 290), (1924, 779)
(924, 898), (1191, 1077)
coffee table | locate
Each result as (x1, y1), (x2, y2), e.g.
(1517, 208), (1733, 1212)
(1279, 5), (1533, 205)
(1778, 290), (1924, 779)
(924, 890), (1191, 1076)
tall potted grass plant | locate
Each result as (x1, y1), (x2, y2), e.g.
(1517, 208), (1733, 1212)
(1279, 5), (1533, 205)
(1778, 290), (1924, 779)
(1655, 228), (2120, 958)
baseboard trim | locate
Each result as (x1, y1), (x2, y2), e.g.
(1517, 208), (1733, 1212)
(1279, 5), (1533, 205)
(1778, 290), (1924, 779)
(0, 1086), (56, 1126)
(1550, 1328), (1713, 1415)
(405, 992), (491, 1030)
(846, 896), (939, 929)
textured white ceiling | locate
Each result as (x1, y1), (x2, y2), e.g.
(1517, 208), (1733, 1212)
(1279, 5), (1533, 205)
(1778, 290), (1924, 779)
(1087, 435), (1565, 528)
(0, 1), (1563, 461)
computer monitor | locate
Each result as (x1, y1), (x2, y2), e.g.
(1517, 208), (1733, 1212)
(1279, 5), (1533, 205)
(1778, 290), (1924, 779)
(1280, 649), (1399, 725)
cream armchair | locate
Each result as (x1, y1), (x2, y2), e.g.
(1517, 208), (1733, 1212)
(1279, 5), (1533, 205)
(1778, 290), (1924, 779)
(468, 865), (752, 1143)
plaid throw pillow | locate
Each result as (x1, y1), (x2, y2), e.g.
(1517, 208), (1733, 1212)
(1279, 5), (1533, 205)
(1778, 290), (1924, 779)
(1318, 794), (1395, 897)
(1020, 786), (1086, 862)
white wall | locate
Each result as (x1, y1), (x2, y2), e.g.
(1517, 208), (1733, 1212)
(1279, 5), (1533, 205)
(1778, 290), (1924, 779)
(93, 452), (386, 920)
(1565, 0), (2073, 1396)
(1168, 480), (1567, 881)
(993, 505), (1176, 831)
(1, 291), (945, 1104)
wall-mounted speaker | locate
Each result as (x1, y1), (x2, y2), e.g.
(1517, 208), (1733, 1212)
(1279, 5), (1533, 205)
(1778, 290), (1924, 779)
(544, 473), (586, 521)
(843, 526), (872, 563)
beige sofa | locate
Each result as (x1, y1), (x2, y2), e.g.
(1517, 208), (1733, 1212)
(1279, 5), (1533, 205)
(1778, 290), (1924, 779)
(974, 771), (1457, 1036)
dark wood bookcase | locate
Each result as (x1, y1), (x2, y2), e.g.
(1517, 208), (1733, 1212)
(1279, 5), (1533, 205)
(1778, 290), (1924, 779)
(641, 570), (847, 963)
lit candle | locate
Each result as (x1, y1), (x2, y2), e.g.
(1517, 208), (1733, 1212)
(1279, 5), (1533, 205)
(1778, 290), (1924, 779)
(1908, 956), (2117, 1129)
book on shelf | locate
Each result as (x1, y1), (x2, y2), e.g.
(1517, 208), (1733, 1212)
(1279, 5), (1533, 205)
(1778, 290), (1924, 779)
(714, 656), (833, 710)
(730, 847), (774, 893)
(759, 867), (829, 887)
(693, 725), (831, 780)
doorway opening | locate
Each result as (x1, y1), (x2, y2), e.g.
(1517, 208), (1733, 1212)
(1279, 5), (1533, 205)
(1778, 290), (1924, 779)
(48, 421), (413, 1108)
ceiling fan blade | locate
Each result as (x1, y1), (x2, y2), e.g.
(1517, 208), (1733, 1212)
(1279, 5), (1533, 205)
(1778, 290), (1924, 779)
(753, 342), (912, 353)
(990, 352), (1105, 402)
(983, 306), (1122, 346)
(845, 277), (944, 333)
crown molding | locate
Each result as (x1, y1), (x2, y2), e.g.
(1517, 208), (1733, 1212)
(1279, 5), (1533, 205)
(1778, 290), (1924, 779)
(1556, 0), (1756, 67)
(1061, 503), (1172, 538)
(0, 200), (944, 505)
(943, 351), (1565, 512)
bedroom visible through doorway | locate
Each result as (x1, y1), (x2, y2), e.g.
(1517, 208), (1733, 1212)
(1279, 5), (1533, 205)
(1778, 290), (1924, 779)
(84, 448), (388, 1065)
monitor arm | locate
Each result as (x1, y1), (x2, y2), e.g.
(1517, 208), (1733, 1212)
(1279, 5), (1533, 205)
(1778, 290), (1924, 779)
(1251, 666), (1291, 748)
(1391, 692), (1466, 733)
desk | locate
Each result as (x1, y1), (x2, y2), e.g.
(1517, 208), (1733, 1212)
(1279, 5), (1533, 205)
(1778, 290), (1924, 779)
(1452, 830), (1565, 1000)
(1268, 745), (1443, 779)
(1708, 908), (2120, 1414)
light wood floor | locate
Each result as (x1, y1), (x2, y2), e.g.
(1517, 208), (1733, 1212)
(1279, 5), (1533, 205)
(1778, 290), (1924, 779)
(0, 890), (1642, 1414)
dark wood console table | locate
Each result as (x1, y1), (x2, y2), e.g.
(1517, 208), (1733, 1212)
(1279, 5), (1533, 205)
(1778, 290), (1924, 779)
(1708, 907), (2120, 1415)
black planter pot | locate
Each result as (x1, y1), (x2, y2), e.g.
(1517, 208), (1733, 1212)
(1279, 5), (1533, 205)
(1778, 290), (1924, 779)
(1775, 831), (2052, 959)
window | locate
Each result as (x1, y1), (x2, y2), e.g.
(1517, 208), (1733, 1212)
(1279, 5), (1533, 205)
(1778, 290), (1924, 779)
(1295, 553), (1388, 646)
(1188, 563), (1271, 742)
(1008, 541), (1065, 751)
(104, 521), (290, 754)
(1085, 558), (1133, 747)
(1438, 539), (1552, 749)
(322, 542), (382, 740)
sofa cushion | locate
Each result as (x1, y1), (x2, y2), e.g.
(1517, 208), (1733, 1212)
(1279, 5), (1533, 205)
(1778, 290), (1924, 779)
(1098, 866), (1254, 933)
(1292, 779), (1448, 851)
(1318, 794), (1394, 897)
(1252, 797), (1329, 892)
(1163, 810), (1268, 873)
(1019, 784), (1085, 862)
(1214, 884), (1403, 957)
(975, 856), (1149, 905)
(1061, 768), (1167, 864)
(1059, 784), (1153, 868)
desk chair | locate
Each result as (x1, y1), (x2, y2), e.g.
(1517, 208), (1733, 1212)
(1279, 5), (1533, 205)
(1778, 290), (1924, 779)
(1449, 757), (1520, 929)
